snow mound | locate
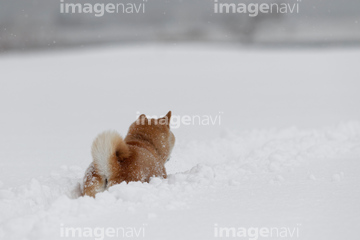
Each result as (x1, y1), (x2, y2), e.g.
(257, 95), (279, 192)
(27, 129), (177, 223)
(1, 122), (360, 239)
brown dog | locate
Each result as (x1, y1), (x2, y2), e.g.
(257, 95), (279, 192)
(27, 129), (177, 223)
(82, 111), (175, 197)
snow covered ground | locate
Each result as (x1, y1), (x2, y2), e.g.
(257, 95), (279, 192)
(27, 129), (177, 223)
(0, 45), (359, 240)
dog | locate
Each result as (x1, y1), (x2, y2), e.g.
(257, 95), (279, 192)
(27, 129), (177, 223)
(82, 111), (175, 197)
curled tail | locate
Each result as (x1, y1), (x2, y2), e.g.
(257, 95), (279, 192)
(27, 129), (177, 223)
(91, 130), (130, 179)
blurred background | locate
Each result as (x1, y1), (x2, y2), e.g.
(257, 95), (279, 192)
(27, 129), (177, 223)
(0, 0), (359, 186)
(1, 0), (359, 52)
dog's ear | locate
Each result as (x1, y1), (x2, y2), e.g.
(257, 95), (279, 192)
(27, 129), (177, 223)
(136, 114), (147, 125)
(139, 114), (147, 120)
(163, 111), (172, 128)
(158, 111), (172, 127)
(165, 111), (172, 122)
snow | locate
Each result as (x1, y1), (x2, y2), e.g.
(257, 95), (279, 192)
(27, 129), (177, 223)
(0, 45), (360, 239)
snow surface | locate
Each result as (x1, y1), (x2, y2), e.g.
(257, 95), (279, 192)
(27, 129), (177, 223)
(0, 45), (360, 240)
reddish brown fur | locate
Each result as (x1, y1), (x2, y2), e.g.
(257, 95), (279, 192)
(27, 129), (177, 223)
(83, 111), (175, 197)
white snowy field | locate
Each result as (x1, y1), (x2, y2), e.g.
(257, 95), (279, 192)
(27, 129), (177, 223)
(0, 45), (360, 240)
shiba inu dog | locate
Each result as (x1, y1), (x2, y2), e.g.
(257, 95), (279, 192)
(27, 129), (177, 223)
(82, 111), (175, 197)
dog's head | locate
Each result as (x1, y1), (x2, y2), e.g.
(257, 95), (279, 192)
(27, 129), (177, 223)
(127, 111), (175, 164)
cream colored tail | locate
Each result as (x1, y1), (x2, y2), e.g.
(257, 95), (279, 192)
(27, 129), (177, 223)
(91, 130), (130, 179)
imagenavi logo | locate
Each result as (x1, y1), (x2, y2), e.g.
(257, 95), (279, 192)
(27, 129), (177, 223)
(214, 0), (301, 17)
(60, 0), (148, 17)
(214, 224), (301, 239)
(60, 224), (146, 239)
